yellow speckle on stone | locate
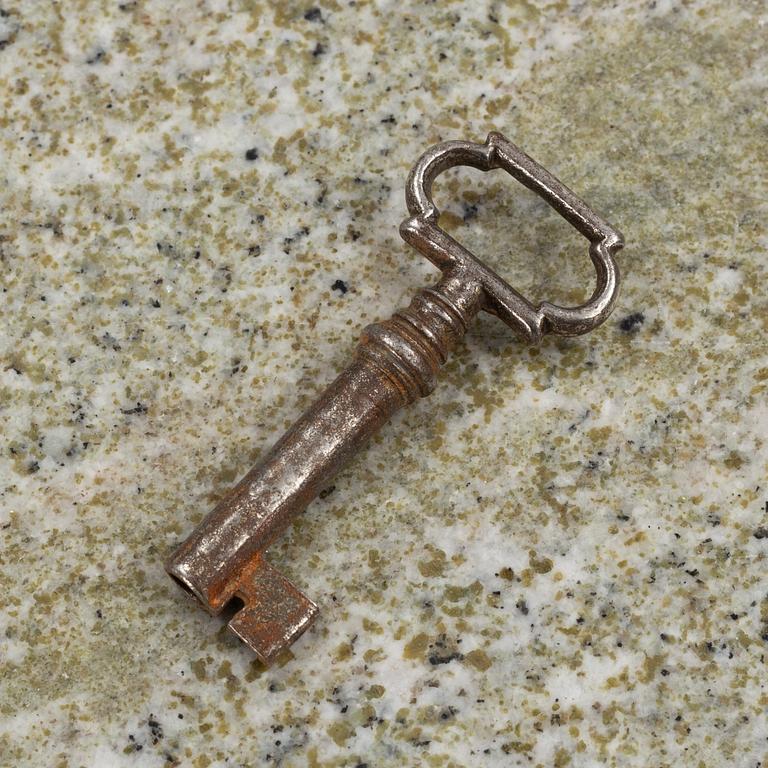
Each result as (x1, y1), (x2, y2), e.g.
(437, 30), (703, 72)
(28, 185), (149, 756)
(327, 720), (354, 746)
(623, 531), (646, 546)
(502, 741), (534, 755)
(418, 546), (448, 578)
(190, 658), (207, 681)
(587, 426), (612, 443)
(637, 653), (667, 684)
(464, 649), (492, 671)
(334, 641), (353, 662)
(403, 633), (429, 660)
(362, 617), (383, 634)
(363, 647), (385, 664)
(528, 550), (553, 574)
(444, 580), (483, 602)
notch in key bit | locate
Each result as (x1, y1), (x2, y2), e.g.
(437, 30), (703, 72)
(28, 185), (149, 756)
(166, 132), (624, 664)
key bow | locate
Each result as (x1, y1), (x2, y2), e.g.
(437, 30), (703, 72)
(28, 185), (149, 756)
(400, 132), (624, 344)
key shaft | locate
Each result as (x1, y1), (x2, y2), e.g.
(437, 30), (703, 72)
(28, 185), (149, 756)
(167, 275), (482, 663)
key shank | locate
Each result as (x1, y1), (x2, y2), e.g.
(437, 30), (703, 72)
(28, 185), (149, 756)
(166, 272), (482, 662)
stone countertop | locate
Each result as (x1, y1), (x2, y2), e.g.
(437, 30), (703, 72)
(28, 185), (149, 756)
(1, 1), (767, 766)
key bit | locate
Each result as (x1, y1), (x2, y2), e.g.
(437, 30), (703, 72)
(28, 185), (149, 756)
(166, 132), (624, 664)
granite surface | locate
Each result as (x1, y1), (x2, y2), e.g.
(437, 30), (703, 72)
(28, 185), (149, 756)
(1, 0), (768, 766)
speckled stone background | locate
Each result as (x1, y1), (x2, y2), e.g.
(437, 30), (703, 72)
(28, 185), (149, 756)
(1, 1), (767, 766)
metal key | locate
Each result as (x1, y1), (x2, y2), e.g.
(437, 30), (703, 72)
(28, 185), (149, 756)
(166, 132), (624, 664)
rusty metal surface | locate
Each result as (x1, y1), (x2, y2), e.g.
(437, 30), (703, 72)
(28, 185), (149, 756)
(165, 132), (624, 664)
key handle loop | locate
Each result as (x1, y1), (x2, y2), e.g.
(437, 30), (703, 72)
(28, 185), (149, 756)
(400, 132), (624, 345)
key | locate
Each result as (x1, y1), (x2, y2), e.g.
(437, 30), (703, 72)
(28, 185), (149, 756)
(165, 132), (624, 664)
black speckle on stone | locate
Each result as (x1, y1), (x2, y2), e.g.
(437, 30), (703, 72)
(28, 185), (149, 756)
(86, 49), (105, 65)
(121, 402), (148, 415)
(150, 298), (161, 308)
(96, 609), (103, 619)
(619, 312), (645, 332)
(428, 651), (463, 666)
(753, 527), (768, 540)
(248, 245), (261, 257)
(28, 461), (40, 474)
(303, 7), (322, 22)
(102, 332), (122, 351)
(380, 114), (396, 125)
(319, 485), (336, 499)
(462, 203), (478, 222)
(331, 279), (348, 294)
(245, 147), (259, 161)
(148, 715), (163, 744)
(516, 599), (529, 615)
(315, 177), (327, 205)
(312, 42), (326, 57)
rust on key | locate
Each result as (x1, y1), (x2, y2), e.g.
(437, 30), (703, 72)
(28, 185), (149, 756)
(165, 132), (624, 664)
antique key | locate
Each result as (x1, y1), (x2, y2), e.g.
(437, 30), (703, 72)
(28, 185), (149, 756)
(166, 132), (624, 664)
